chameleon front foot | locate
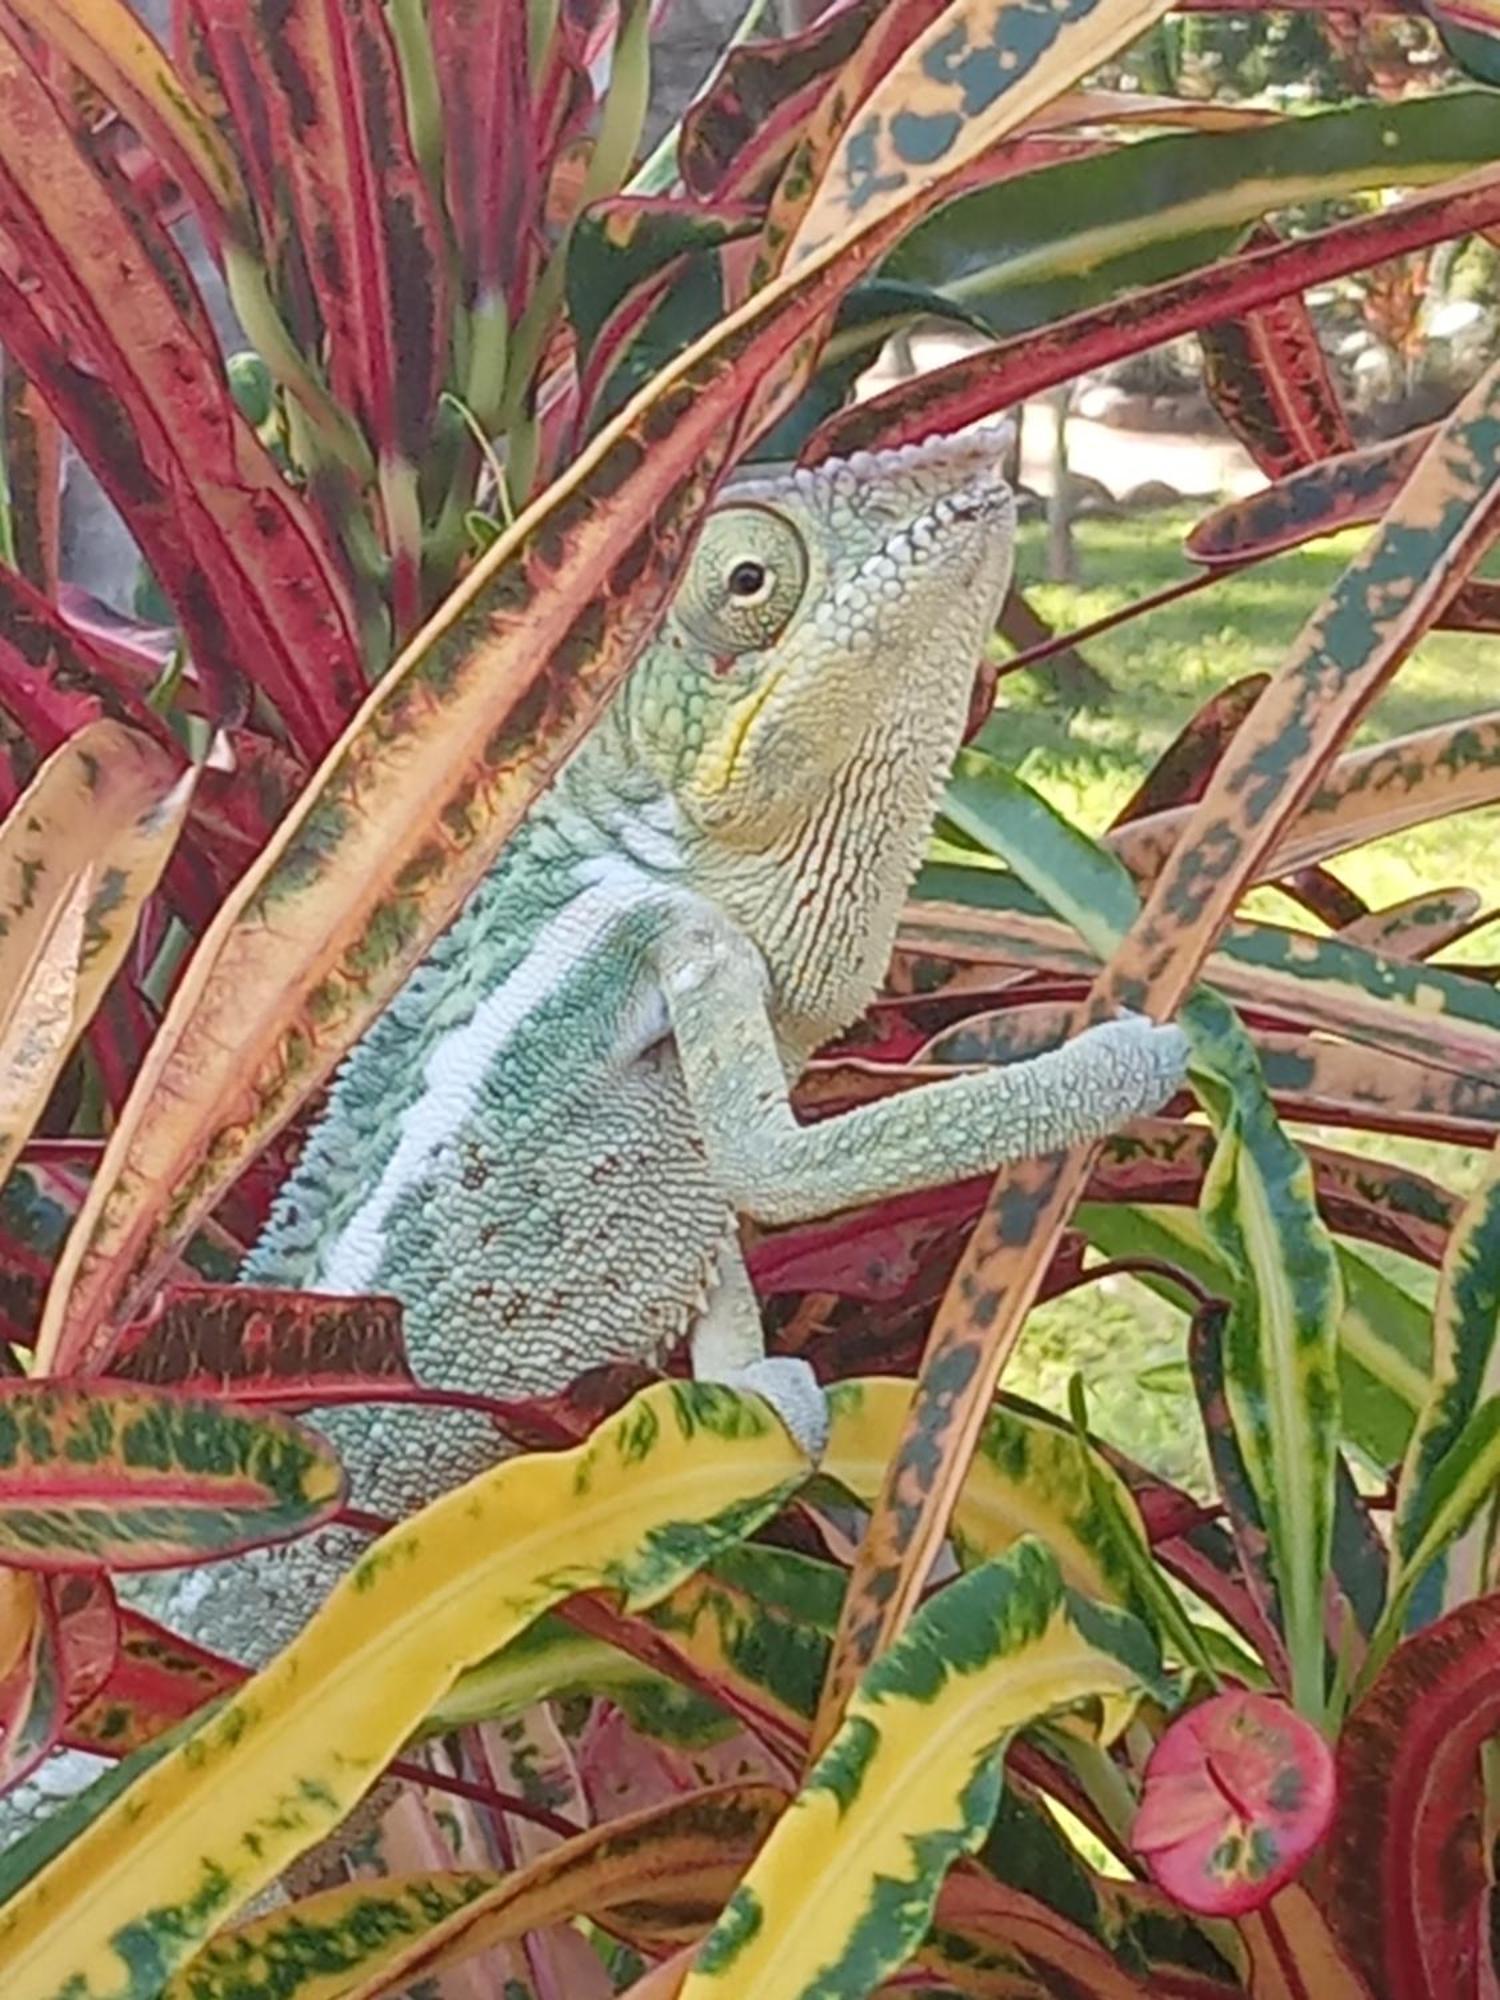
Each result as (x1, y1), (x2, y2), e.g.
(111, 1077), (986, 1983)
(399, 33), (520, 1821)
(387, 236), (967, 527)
(721, 1356), (829, 1460)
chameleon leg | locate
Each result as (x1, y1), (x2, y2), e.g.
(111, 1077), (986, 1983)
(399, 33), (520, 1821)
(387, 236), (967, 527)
(690, 1237), (828, 1456)
(658, 914), (1189, 1228)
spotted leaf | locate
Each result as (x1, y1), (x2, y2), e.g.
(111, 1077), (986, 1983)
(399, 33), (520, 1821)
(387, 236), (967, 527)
(681, 1539), (1156, 2000)
(38, 0), (1187, 1375)
(0, 1381), (345, 1569)
(107, 1285), (414, 1407)
(1133, 1690), (1336, 1916)
(162, 1784), (786, 2000)
(0, 1381), (811, 1992)
(0, 722), (197, 1190)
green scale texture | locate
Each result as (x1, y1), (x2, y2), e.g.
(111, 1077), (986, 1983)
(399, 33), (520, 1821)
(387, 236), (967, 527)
(2, 431), (1188, 1845)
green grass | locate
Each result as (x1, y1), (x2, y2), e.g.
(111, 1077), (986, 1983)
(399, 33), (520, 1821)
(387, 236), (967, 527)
(985, 510), (1500, 924)
(969, 509), (1500, 1488)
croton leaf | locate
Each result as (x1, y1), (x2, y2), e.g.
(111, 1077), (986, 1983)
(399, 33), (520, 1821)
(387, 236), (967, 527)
(0, 720), (197, 1188)
(0, 1565), (117, 1790)
(1112, 674), (1268, 826)
(107, 1284), (414, 1406)
(1199, 223), (1352, 478)
(1133, 1690), (1336, 1916)
(429, 0), (536, 334)
(1340, 888), (1486, 963)
(1327, 1592), (1500, 2000)
(0, 26), (365, 751)
(0, 1381), (346, 1569)
(1423, 0), (1500, 86)
(676, 0), (885, 201)
(0, 1382), (810, 1992)
(1187, 429), (1432, 568)
(40, 0), (1181, 1378)
(2, 0), (250, 243)
(1373, 1145), (1500, 1664)
(810, 171), (1500, 460)
(1, 365), (61, 597)
(64, 1604), (242, 1759)
(784, 0), (1177, 269)
(159, 1784), (789, 2000)
(874, 91), (1500, 343)
(826, 339), (1500, 1724)
(680, 1538), (1157, 1999)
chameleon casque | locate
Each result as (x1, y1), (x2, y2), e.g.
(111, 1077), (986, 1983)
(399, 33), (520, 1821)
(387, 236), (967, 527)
(8, 425), (1189, 1835)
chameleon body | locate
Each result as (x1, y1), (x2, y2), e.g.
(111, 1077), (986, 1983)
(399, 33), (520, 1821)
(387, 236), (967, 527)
(5, 428), (1187, 1837)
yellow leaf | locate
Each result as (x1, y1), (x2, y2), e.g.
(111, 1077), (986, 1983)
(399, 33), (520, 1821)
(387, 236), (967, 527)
(0, 1383), (810, 2000)
(681, 1542), (1154, 1999)
(0, 721), (195, 1186)
(824, 1377), (1149, 1603)
(786, 0), (1175, 266)
(163, 1784), (786, 2000)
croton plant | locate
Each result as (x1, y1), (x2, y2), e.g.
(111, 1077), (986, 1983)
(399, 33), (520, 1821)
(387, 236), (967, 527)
(1, 0), (1499, 1994)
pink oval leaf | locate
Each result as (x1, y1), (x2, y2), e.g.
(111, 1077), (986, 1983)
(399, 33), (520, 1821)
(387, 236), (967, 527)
(1133, 1689), (1336, 1915)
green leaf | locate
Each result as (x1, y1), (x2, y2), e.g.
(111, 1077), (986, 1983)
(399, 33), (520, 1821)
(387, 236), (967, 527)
(679, 1540), (1157, 1999)
(881, 90), (1500, 339)
(937, 757), (1341, 1719)
(1067, 1375), (1218, 1683)
(0, 1382), (345, 1568)
(0, 1381), (811, 1994)
(1374, 1151), (1500, 1668)
(426, 1607), (735, 1746)
(1076, 1208), (1428, 1467)
(1191, 995), (1342, 1725)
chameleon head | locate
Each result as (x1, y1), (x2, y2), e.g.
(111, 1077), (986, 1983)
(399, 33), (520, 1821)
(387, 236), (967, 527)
(627, 426), (1017, 846)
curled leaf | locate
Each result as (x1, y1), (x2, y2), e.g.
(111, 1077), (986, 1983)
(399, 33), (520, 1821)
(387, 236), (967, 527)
(1133, 1689), (1336, 1915)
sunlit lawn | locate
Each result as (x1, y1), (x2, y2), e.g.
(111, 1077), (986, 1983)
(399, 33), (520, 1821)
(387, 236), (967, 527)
(967, 508), (1500, 1487)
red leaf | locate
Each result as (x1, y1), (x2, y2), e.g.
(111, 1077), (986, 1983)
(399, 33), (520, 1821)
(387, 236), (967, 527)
(429, 0), (535, 319)
(174, 3), (294, 268)
(1325, 1593), (1500, 2000)
(0, 566), (174, 751)
(1113, 675), (1269, 828)
(1186, 429), (1433, 569)
(1133, 1690), (1336, 1916)
(0, 24), (364, 751)
(1200, 224), (1353, 478)
(677, 0), (886, 202)
(0, 1564), (117, 1788)
(246, 0), (449, 471)
(109, 1284), (415, 1405)
(1443, 579), (1500, 633)
(807, 174), (1500, 462)
(530, 0), (597, 237)
(64, 1602), (242, 1756)
(1, 360), (60, 595)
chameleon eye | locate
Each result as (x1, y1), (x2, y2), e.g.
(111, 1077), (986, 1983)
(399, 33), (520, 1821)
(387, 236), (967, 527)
(727, 559), (769, 601)
(677, 505), (808, 654)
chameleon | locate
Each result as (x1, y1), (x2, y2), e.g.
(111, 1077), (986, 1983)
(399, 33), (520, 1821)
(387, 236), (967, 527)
(4, 424), (1188, 1837)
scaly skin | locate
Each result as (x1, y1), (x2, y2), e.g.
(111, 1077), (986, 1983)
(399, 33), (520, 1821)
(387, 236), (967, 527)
(4, 428), (1187, 1842)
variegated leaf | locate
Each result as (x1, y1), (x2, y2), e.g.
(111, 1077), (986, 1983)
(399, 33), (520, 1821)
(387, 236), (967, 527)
(0, 1382), (810, 1992)
(1374, 1151), (1500, 1667)
(0, 1381), (345, 1568)
(162, 1786), (786, 2000)
(0, 722), (196, 1186)
(681, 1540), (1156, 1999)
(40, 0), (1195, 1376)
